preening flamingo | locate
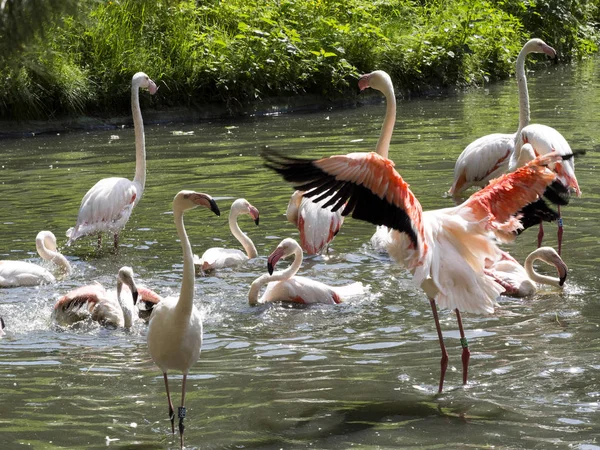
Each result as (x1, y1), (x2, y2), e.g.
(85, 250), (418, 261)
(147, 190), (220, 448)
(52, 266), (146, 328)
(450, 38), (557, 197)
(248, 237), (364, 305)
(194, 198), (259, 274)
(263, 149), (566, 392)
(0, 231), (72, 288)
(486, 247), (567, 297)
(66, 72), (158, 249)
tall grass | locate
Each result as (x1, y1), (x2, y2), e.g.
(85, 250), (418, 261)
(1, 0), (599, 120)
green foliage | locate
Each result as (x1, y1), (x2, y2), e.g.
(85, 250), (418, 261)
(1, 0), (599, 119)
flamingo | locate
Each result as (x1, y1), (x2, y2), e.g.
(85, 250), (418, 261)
(0, 231), (72, 287)
(248, 237), (365, 305)
(66, 72), (158, 250)
(486, 247), (567, 297)
(263, 148), (567, 392)
(52, 266), (147, 328)
(136, 287), (165, 322)
(147, 190), (220, 448)
(449, 38), (557, 197)
(194, 198), (259, 274)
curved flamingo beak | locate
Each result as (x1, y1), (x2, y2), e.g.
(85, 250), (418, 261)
(248, 205), (260, 226)
(541, 43), (557, 59)
(554, 256), (568, 287)
(358, 74), (371, 91)
(0, 317), (5, 337)
(148, 79), (158, 95)
(208, 198), (221, 216)
(131, 289), (139, 305)
(267, 247), (284, 275)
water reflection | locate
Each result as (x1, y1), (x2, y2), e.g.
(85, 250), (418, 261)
(1, 58), (600, 448)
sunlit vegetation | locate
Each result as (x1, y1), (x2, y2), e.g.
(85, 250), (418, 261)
(1, 0), (599, 119)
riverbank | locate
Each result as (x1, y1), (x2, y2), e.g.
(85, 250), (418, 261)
(2, 0), (599, 122)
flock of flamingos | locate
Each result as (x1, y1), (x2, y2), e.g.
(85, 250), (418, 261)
(0, 38), (580, 447)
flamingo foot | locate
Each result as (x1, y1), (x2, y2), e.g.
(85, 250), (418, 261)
(178, 406), (186, 449)
(537, 222), (544, 248)
(460, 337), (470, 386)
(169, 404), (175, 434)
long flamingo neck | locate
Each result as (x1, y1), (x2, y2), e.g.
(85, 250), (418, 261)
(174, 208), (195, 317)
(375, 80), (396, 159)
(515, 47), (531, 134)
(132, 83), (146, 192)
(229, 211), (257, 258)
(36, 239), (72, 275)
(248, 247), (302, 305)
(524, 250), (561, 287)
(117, 282), (135, 328)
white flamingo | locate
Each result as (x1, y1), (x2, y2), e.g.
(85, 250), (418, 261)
(66, 72), (158, 249)
(449, 38), (557, 197)
(147, 190), (220, 448)
(0, 231), (71, 288)
(248, 237), (364, 305)
(486, 247), (567, 297)
(264, 149), (566, 392)
(52, 266), (147, 328)
(194, 198), (259, 273)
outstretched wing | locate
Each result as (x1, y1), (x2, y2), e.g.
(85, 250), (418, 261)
(263, 150), (426, 258)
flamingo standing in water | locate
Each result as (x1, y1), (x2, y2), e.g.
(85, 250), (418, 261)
(66, 72), (158, 250)
(449, 38), (557, 197)
(263, 148), (567, 392)
(147, 190), (220, 448)
(194, 198), (259, 274)
(0, 231), (71, 287)
(248, 237), (364, 305)
(52, 266), (151, 328)
(486, 247), (567, 297)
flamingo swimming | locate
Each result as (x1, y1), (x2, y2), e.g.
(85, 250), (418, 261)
(194, 198), (259, 274)
(263, 148), (567, 392)
(486, 247), (567, 297)
(248, 237), (364, 305)
(449, 38), (557, 197)
(147, 190), (220, 448)
(66, 72), (158, 250)
(52, 266), (147, 328)
(0, 231), (72, 288)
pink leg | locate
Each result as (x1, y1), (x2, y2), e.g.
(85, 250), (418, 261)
(429, 298), (449, 393)
(537, 222), (544, 248)
(163, 373), (175, 434)
(455, 309), (470, 386)
(114, 233), (119, 250)
(179, 374), (188, 449)
(557, 206), (563, 256)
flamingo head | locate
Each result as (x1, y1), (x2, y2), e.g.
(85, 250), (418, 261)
(133, 72), (158, 95)
(267, 238), (298, 275)
(358, 70), (392, 92)
(231, 198), (260, 225)
(36, 230), (58, 253)
(174, 191), (221, 216)
(117, 266), (139, 305)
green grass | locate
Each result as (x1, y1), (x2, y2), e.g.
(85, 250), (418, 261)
(1, 0), (599, 120)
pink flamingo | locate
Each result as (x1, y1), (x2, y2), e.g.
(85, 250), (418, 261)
(194, 198), (259, 273)
(0, 231), (71, 287)
(66, 72), (158, 249)
(449, 38), (557, 197)
(264, 149), (566, 392)
(248, 237), (364, 305)
(147, 190), (220, 448)
(52, 266), (153, 328)
(486, 247), (567, 297)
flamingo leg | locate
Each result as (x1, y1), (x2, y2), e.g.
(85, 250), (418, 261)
(163, 373), (175, 434)
(557, 205), (563, 256)
(537, 222), (544, 248)
(114, 233), (119, 250)
(97, 233), (102, 249)
(178, 374), (188, 449)
(429, 298), (448, 393)
(455, 309), (470, 386)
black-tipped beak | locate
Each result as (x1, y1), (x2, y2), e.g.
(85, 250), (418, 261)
(267, 261), (274, 275)
(210, 199), (221, 216)
(254, 217), (260, 226)
(132, 290), (139, 305)
(559, 275), (567, 287)
(0, 317), (4, 330)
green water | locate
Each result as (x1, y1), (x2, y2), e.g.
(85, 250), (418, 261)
(0, 58), (599, 449)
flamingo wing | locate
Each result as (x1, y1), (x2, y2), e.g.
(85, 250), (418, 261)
(52, 283), (108, 325)
(263, 150), (426, 260)
(261, 276), (342, 305)
(0, 261), (55, 287)
(450, 133), (514, 196)
(67, 177), (140, 243)
(137, 286), (164, 321)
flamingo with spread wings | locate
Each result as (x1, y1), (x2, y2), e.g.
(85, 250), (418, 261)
(263, 149), (567, 392)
